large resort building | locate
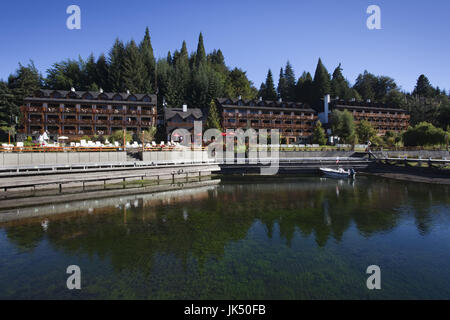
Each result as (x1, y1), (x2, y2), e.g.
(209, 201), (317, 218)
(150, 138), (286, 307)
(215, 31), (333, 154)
(216, 97), (318, 144)
(19, 89), (410, 144)
(20, 89), (157, 141)
(319, 95), (410, 137)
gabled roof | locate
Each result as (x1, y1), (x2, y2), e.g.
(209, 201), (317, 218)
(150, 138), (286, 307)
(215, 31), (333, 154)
(28, 89), (156, 103)
(216, 97), (315, 112)
(164, 108), (203, 120)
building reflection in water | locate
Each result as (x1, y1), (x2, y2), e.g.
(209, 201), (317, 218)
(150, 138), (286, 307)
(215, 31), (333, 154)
(0, 177), (448, 273)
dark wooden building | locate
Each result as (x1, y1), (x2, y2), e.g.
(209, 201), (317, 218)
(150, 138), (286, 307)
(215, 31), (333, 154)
(164, 105), (204, 142)
(320, 96), (410, 136)
(19, 89), (157, 141)
(216, 97), (317, 144)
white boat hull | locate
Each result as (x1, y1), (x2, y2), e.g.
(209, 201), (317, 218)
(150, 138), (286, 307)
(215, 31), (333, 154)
(320, 168), (355, 179)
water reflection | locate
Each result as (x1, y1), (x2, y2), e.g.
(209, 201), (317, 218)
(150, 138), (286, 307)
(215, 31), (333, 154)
(0, 176), (449, 299)
(1, 177), (448, 259)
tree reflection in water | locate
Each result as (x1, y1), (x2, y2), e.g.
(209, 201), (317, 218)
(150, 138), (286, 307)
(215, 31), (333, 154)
(0, 176), (449, 299)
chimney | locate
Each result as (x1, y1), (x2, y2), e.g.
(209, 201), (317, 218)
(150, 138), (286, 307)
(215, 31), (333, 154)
(99, 88), (103, 93)
(367, 99), (371, 103)
(238, 95), (242, 100)
(278, 97), (282, 103)
(126, 89), (130, 95)
(324, 94), (330, 124)
(182, 104), (188, 112)
(70, 87), (75, 92)
(259, 96), (263, 102)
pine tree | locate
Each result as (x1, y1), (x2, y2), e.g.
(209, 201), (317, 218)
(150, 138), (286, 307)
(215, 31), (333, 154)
(284, 61), (296, 101)
(331, 63), (350, 99)
(95, 54), (109, 91)
(206, 99), (222, 130)
(8, 61), (42, 115)
(139, 27), (156, 93)
(312, 120), (327, 145)
(225, 68), (257, 100)
(108, 38), (125, 92)
(413, 74), (434, 98)
(195, 32), (206, 68)
(172, 42), (191, 107)
(296, 71), (314, 105)
(0, 81), (16, 140)
(262, 69), (277, 100)
(277, 67), (287, 99)
(83, 53), (97, 90)
(312, 58), (331, 108)
(122, 40), (145, 93)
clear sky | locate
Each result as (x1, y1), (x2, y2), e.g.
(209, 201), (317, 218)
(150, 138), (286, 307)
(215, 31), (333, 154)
(0, 0), (449, 93)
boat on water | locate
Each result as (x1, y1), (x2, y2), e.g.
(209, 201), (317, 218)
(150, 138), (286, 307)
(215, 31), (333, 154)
(320, 167), (356, 179)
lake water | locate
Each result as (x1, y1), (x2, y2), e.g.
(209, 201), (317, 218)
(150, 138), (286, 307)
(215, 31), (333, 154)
(0, 176), (449, 299)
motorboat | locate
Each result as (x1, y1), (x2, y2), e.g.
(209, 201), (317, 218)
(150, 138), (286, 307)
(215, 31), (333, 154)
(320, 167), (356, 179)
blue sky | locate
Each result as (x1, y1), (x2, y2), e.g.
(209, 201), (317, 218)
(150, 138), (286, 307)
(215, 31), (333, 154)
(0, 0), (449, 93)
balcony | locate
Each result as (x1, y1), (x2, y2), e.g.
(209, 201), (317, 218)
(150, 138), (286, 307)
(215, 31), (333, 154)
(62, 130), (77, 135)
(141, 109), (155, 115)
(63, 118), (78, 124)
(28, 106), (45, 112)
(79, 119), (94, 124)
(126, 109), (140, 115)
(28, 118), (43, 123)
(46, 107), (60, 113)
(141, 120), (153, 126)
(93, 109), (111, 114)
(46, 118), (60, 124)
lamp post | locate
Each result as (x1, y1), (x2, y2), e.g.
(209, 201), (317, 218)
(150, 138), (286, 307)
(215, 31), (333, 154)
(123, 128), (126, 151)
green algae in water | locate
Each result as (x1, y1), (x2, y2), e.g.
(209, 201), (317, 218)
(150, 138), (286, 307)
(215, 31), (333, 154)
(0, 176), (449, 299)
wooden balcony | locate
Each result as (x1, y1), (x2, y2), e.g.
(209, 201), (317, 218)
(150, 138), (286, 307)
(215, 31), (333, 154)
(46, 118), (60, 124)
(62, 118), (78, 124)
(46, 107), (60, 113)
(93, 109), (111, 114)
(141, 110), (155, 115)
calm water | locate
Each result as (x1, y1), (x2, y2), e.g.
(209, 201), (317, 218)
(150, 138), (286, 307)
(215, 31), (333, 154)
(0, 176), (449, 299)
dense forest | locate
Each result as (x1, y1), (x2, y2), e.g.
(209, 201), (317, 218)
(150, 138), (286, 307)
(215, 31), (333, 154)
(0, 27), (449, 140)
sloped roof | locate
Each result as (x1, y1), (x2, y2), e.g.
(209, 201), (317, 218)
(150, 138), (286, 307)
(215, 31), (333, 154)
(216, 97), (315, 112)
(29, 89), (156, 103)
(164, 108), (203, 120)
